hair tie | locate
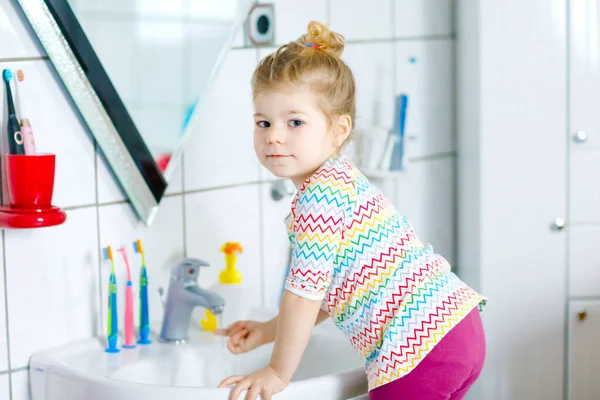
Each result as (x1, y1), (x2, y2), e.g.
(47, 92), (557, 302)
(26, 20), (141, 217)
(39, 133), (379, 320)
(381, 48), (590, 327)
(305, 43), (319, 49)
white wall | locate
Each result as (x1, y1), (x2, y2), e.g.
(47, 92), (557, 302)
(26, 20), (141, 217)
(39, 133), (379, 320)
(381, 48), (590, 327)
(0, 1), (455, 398)
(457, 1), (568, 399)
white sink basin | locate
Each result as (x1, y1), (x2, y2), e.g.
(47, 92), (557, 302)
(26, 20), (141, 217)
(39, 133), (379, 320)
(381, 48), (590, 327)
(29, 309), (367, 399)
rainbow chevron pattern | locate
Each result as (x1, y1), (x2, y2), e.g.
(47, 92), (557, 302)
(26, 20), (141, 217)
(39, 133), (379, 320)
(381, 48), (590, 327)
(284, 155), (486, 391)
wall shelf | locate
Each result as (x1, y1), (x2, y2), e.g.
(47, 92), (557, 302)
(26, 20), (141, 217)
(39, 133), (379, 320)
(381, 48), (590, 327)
(0, 206), (67, 229)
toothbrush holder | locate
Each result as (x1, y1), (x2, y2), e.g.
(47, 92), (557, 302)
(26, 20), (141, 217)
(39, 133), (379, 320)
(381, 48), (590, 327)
(5, 153), (56, 209)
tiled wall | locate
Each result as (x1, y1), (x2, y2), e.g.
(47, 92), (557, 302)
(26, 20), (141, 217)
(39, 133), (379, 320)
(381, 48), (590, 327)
(0, 0), (454, 398)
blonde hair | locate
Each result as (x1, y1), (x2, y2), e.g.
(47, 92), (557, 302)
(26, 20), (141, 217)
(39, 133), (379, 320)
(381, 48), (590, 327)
(251, 21), (356, 131)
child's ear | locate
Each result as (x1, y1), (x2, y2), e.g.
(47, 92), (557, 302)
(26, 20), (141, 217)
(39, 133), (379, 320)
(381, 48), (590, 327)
(333, 115), (352, 147)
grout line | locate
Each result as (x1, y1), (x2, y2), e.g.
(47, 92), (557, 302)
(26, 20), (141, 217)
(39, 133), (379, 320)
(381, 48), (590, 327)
(93, 141), (103, 338)
(568, 295), (600, 301)
(0, 369), (9, 376)
(390, 0), (399, 205)
(63, 203), (100, 211)
(8, 366), (27, 374)
(234, 34), (456, 51)
(258, 182), (266, 307)
(171, 180), (275, 196)
(389, 0), (395, 41)
(63, 180), (285, 210)
(0, 56), (49, 63)
(180, 0), (190, 257)
(181, 155), (188, 258)
(1, 230), (13, 398)
(407, 151), (456, 163)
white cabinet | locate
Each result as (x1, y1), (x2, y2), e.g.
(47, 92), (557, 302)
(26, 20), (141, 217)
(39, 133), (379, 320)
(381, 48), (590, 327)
(569, 151), (600, 223)
(569, 301), (600, 400)
(569, 0), (600, 149)
(569, 227), (600, 297)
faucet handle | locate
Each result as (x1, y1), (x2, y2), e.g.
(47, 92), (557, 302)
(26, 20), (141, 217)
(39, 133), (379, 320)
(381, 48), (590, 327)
(171, 258), (210, 283)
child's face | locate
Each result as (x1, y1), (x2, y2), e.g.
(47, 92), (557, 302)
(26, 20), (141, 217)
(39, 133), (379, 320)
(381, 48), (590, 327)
(253, 84), (347, 187)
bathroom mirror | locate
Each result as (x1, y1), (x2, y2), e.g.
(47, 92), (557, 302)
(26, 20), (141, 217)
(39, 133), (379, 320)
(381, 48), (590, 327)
(17, 0), (252, 225)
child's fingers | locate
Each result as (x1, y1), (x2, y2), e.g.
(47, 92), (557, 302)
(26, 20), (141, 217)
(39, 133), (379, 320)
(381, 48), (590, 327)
(217, 374), (245, 388)
(227, 329), (250, 354)
(229, 328), (248, 345)
(218, 321), (248, 337)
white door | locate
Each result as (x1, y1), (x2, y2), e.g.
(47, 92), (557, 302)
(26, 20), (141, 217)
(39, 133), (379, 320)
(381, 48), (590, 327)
(568, 301), (600, 400)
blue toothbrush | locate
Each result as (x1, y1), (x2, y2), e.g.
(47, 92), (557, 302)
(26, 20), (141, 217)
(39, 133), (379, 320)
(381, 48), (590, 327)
(390, 94), (408, 171)
(103, 246), (119, 353)
(133, 239), (151, 345)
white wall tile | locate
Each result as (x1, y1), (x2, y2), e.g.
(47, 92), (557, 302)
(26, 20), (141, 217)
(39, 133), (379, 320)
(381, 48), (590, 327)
(260, 182), (295, 308)
(0, 374), (8, 400)
(393, 157), (455, 265)
(5, 207), (100, 369)
(343, 42), (395, 132)
(394, 0), (454, 37)
(0, 0), (46, 59)
(568, 226), (600, 297)
(0, 60), (96, 208)
(0, 239), (7, 373)
(98, 195), (184, 333)
(330, 0), (393, 41)
(184, 49), (260, 191)
(184, 185), (262, 309)
(11, 370), (29, 400)
(569, 150), (600, 223)
(261, 0), (328, 45)
(395, 40), (454, 158)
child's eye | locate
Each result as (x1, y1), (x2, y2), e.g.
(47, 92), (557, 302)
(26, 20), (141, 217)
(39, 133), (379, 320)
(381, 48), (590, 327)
(256, 121), (270, 128)
(288, 119), (303, 127)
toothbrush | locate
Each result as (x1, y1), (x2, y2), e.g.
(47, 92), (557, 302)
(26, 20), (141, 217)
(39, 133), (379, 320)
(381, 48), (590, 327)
(2, 70), (25, 155)
(133, 239), (151, 345)
(16, 70), (36, 155)
(391, 94), (408, 170)
(116, 246), (136, 349)
(103, 246), (120, 353)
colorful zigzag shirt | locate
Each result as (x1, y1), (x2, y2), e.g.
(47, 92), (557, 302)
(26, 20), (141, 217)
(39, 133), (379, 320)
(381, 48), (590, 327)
(284, 154), (487, 390)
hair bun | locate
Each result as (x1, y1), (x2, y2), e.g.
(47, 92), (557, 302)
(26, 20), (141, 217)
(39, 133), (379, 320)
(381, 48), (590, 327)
(302, 21), (345, 58)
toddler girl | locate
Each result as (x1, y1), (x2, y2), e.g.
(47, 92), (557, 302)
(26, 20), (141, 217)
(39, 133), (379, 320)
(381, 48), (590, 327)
(217, 21), (487, 400)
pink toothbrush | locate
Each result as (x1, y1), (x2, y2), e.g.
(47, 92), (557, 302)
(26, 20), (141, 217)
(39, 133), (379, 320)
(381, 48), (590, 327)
(117, 246), (136, 349)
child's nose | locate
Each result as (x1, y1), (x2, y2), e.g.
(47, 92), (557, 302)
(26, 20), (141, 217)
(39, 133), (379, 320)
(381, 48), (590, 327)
(266, 127), (285, 144)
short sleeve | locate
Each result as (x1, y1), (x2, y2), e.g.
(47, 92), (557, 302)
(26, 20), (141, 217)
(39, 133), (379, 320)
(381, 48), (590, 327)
(285, 179), (347, 301)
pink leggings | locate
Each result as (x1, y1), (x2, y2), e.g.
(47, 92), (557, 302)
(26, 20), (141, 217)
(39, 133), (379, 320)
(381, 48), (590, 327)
(369, 307), (486, 400)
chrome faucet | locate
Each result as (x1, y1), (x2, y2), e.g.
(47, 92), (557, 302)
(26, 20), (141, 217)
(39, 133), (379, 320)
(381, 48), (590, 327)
(159, 258), (225, 343)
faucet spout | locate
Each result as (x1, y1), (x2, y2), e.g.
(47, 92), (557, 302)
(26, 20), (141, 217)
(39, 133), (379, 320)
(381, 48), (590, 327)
(159, 258), (226, 343)
(185, 285), (225, 315)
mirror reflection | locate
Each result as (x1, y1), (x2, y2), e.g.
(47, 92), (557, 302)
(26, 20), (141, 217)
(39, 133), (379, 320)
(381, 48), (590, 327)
(68, 0), (242, 175)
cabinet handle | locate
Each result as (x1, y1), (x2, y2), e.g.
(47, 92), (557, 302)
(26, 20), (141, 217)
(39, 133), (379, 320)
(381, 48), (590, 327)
(551, 218), (566, 231)
(573, 130), (588, 143)
(577, 310), (587, 321)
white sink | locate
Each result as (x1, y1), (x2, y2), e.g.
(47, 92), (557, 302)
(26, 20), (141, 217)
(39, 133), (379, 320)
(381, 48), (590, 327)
(29, 309), (368, 399)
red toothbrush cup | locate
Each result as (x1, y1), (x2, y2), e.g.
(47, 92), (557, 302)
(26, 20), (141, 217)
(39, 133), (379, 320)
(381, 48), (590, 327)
(5, 154), (56, 209)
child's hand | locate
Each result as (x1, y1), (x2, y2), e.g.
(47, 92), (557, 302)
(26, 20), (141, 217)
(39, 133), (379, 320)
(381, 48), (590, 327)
(214, 320), (272, 354)
(218, 365), (289, 400)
